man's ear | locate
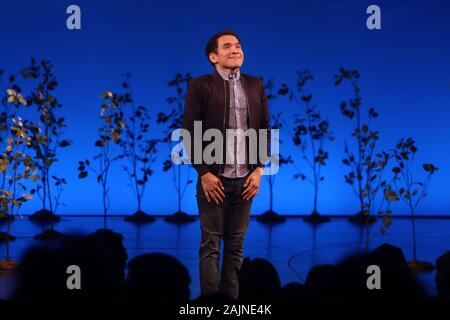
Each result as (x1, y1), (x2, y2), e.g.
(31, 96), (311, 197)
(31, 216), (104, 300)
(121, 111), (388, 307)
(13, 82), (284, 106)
(209, 52), (218, 64)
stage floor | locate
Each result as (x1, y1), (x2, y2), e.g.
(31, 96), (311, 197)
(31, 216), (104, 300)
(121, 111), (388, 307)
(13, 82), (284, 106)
(1, 216), (449, 299)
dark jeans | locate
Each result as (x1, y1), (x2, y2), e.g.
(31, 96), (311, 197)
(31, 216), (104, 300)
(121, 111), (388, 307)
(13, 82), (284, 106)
(196, 173), (253, 299)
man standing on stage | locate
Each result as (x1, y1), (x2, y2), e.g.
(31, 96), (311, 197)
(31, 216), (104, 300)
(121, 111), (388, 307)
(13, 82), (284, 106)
(182, 29), (270, 299)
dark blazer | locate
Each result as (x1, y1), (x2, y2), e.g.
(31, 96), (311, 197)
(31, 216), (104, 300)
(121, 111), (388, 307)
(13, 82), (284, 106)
(182, 69), (270, 177)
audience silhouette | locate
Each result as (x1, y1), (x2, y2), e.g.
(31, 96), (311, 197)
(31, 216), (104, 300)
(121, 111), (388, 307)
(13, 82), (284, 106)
(126, 253), (190, 300)
(435, 251), (450, 299)
(238, 257), (281, 300)
(9, 235), (449, 301)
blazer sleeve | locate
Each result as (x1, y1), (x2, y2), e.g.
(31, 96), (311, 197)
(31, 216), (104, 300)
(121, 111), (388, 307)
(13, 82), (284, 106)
(182, 79), (211, 177)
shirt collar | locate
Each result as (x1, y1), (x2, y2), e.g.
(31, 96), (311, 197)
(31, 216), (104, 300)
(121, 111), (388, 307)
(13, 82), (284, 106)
(215, 67), (241, 81)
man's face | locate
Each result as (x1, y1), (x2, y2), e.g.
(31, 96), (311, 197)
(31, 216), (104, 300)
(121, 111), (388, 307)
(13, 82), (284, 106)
(209, 35), (244, 71)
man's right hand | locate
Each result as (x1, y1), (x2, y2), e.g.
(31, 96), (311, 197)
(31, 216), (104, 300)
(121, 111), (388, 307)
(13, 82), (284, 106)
(201, 172), (225, 204)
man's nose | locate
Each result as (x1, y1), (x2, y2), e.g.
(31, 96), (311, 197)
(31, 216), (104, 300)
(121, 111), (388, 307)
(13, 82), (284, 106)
(231, 47), (241, 54)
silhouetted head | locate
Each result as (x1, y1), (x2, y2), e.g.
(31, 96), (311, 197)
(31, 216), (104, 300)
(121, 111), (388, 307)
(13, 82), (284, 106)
(87, 228), (128, 283)
(56, 235), (121, 299)
(436, 251), (450, 298)
(238, 257), (281, 300)
(332, 244), (425, 300)
(12, 245), (62, 299)
(13, 235), (121, 300)
(370, 243), (408, 272)
(369, 243), (426, 299)
(205, 29), (244, 71)
(276, 282), (307, 300)
(126, 253), (191, 300)
(333, 253), (374, 300)
(305, 264), (339, 298)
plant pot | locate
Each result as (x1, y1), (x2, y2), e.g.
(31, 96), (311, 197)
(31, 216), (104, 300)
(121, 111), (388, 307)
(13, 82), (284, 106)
(0, 232), (16, 243)
(0, 215), (15, 223)
(303, 211), (331, 223)
(256, 210), (286, 224)
(163, 211), (196, 223)
(0, 259), (17, 272)
(29, 209), (61, 223)
(124, 210), (156, 223)
(348, 212), (377, 224)
(408, 260), (435, 273)
(34, 229), (66, 241)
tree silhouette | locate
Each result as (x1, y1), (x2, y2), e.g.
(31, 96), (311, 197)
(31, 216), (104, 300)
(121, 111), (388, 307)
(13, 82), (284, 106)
(78, 90), (125, 229)
(20, 59), (72, 226)
(0, 69), (27, 208)
(266, 114), (293, 213)
(278, 70), (334, 223)
(256, 77), (292, 223)
(334, 68), (397, 252)
(391, 137), (438, 271)
(0, 69), (40, 265)
(116, 74), (159, 223)
(0, 115), (40, 268)
(157, 73), (195, 223)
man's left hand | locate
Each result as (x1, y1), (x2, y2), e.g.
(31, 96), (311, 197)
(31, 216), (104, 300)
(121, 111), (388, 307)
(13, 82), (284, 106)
(241, 167), (263, 200)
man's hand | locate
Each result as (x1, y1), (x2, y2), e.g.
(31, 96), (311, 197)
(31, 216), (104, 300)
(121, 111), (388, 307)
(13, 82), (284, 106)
(201, 172), (225, 204)
(241, 167), (263, 200)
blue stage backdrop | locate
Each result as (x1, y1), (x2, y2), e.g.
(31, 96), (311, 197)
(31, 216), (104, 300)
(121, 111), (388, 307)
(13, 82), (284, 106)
(1, 0), (449, 216)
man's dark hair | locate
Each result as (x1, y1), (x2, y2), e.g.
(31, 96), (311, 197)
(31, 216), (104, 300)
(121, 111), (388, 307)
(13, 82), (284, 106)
(205, 29), (242, 67)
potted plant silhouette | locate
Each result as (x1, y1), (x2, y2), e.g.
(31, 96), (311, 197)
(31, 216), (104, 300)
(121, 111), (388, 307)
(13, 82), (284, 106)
(157, 73), (195, 223)
(259, 113), (293, 224)
(256, 77), (291, 223)
(114, 74), (159, 223)
(0, 115), (40, 270)
(19, 59), (71, 240)
(0, 68), (28, 223)
(278, 70), (334, 223)
(335, 67), (394, 226)
(78, 90), (125, 229)
(335, 68), (399, 253)
(391, 137), (438, 272)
